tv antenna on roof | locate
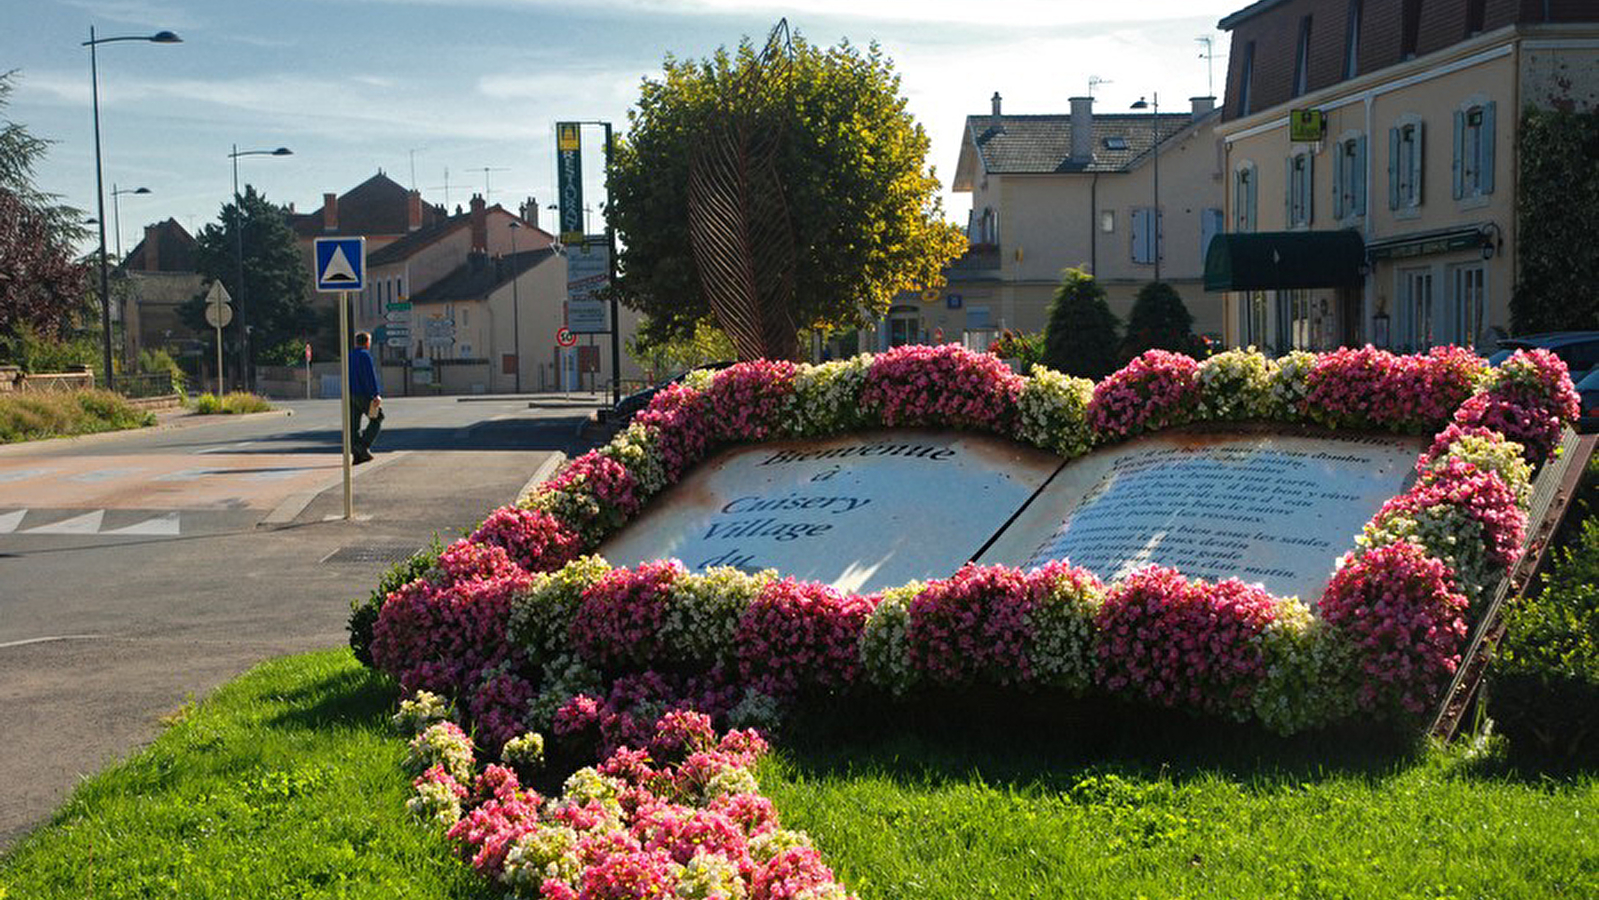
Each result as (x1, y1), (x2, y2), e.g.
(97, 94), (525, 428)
(1088, 75), (1112, 97)
(470, 166), (510, 202)
(1197, 35), (1216, 99)
(427, 167), (455, 209)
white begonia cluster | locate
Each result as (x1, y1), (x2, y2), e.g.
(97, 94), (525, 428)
(681, 367), (720, 391)
(502, 823), (582, 891)
(785, 356), (874, 438)
(598, 421), (668, 498)
(1025, 571), (1103, 692)
(1267, 350), (1316, 420)
(1015, 366), (1096, 459)
(748, 828), (815, 864)
(404, 721), (475, 784)
(703, 764), (760, 800)
(508, 555), (613, 659)
(1250, 597), (1361, 734)
(859, 581), (924, 696)
(501, 731), (545, 770)
(526, 652), (604, 733)
(661, 566), (776, 666)
(1196, 348), (1276, 421)
(392, 690), (454, 736)
(406, 779), (464, 828)
(726, 687), (784, 733)
(1358, 506), (1493, 604)
(561, 766), (625, 805)
(674, 849), (751, 900)
(1423, 432), (1533, 505)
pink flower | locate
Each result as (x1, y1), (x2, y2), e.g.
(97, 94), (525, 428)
(735, 579), (875, 698)
(862, 343), (1024, 432)
(1087, 350), (1201, 438)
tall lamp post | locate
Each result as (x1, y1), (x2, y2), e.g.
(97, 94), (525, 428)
(110, 184), (150, 261)
(228, 145), (292, 392)
(1131, 93), (1161, 281)
(508, 220), (524, 393)
(84, 26), (181, 391)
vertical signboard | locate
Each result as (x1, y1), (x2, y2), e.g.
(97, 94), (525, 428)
(565, 242), (611, 333)
(556, 122), (584, 245)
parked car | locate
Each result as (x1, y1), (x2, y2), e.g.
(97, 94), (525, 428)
(1575, 367), (1599, 434)
(606, 361), (735, 425)
(1483, 331), (1599, 382)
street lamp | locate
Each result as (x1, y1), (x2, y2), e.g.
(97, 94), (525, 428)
(1130, 93), (1161, 281)
(508, 220), (524, 393)
(228, 144), (292, 392)
(83, 26), (181, 391)
(110, 184), (150, 261)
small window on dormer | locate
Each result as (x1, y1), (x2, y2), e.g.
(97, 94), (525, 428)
(1104, 137), (1128, 151)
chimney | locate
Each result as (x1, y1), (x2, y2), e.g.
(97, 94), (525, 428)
(1191, 96), (1216, 120)
(520, 196), (538, 230)
(469, 194), (487, 252)
(322, 192), (338, 232)
(407, 190), (423, 231)
(1069, 96), (1094, 164)
(142, 223), (161, 271)
(990, 92), (1003, 131)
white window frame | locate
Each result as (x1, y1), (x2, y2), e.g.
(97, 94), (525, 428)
(1390, 114), (1424, 213)
(1287, 150), (1314, 229)
(1332, 131), (1366, 221)
(1234, 161), (1258, 233)
(1448, 262), (1487, 348)
(1453, 95), (1496, 203)
(1396, 265), (1435, 352)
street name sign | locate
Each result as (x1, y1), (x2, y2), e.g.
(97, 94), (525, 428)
(314, 237), (366, 292)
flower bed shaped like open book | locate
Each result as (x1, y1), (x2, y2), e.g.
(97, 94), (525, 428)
(363, 344), (1579, 896)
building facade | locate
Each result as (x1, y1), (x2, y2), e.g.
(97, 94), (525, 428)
(1211, 0), (1599, 353)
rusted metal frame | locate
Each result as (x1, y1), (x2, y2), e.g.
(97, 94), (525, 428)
(1429, 429), (1597, 742)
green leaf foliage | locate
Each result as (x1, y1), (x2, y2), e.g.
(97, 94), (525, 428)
(1511, 106), (1599, 333)
(608, 32), (966, 355)
(1042, 267), (1121, 380)
(1121, 280), (1198, 361)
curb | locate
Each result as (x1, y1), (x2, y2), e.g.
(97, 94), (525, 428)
(516, 452), (567, 505)
(0, 407), (293, 456)
(259, 448), (411, 527)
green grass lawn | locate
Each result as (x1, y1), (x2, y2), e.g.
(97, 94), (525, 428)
(0, 649), (485, 900)
(4, 652), (1595, 899)
(758, 702), (1599, 899)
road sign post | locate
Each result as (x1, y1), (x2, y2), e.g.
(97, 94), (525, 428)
(203, 281), (233, 395)
(314, 237), (366, 520)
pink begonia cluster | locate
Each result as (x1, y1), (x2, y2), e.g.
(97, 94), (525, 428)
(861, 343), (1025, 431)
(735, 578), (877, 698)
(433, 537), (522, 585)
(467, 668), (537, 753)
(1318, 541), (1468, 715)
(1094, 567), (1279, 716)
(372, 568), (534, 696)
(1451, 348), (1581, 462)
(570, 559), (685, 669)
(533, 450), (643, 543)
(445, 765), (546, 877)
(700, 359), (798, 442)
(1304, 345), (1484, 432)
(468, 506), (582, 575)
(633, 383), (715, 481)
(1380, 456), (1527, 569)
(552, 670), (742, 762)
(905, 564), (1035, 685)
(1087, 349), (1201, 438)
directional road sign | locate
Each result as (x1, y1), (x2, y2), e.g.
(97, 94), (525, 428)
(203, 281), (233, 328)
(314, 237), (366, 292)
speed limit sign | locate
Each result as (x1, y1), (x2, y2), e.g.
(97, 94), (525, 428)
(555, 326), (577, 347)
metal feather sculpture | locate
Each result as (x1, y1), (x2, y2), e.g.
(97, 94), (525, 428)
(687, 19), (800, 362)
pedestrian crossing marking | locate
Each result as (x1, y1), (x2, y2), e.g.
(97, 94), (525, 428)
(25, 510), (104, 534)
(0, 509), (25, 533)
(103, 512), (181, 536)
(0, 468), (54, 484)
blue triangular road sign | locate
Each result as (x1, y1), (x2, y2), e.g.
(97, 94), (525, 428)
(314, 237), (366, 292)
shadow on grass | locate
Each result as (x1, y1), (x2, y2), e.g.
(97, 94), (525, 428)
(774, 689), (1425, 794)
(261, 661), (398, 733)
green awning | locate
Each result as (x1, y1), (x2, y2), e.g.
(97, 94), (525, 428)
(1204, 230), (1365, 292)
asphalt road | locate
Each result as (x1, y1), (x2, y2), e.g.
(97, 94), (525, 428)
(0, 394), (601, 850)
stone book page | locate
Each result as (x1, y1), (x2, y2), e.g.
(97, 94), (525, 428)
(975, 432), (1425, 602)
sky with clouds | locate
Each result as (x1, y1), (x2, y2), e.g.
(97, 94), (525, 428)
(13, 0), (1244, 256)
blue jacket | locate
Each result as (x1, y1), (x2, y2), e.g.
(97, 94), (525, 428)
(349, 347), (381, 397)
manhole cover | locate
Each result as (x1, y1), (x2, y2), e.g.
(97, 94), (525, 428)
(321, 545), (425, 565)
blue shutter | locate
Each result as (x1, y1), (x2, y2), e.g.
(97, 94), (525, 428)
(1201, 208), (1223, 261)
(1247, 166), (1257, 231)
(1452, 109), (1465, 200)
(1131, 208), (1146, 262)
(1482, 101), (1496, 194)
(1285, 157), (1294, 225)
(1332, 144), (1345, 220)
(1414, 120), (1424, 204)
(1353, 135), (1368, 216)
(1388, 127), (1401, 209)
(1305, 152), (1315, 224)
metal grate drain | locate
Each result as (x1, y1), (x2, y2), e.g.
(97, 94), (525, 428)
(321, 545), (425, 565)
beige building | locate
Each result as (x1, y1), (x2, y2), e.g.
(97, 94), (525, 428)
(1209, 0), (1599, 353)
(937, 92), (1226, 344)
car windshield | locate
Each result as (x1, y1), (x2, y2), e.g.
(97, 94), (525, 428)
(1575, 368), (1599, 391)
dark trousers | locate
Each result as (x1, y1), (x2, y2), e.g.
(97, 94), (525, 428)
(349, 394), (383, 455)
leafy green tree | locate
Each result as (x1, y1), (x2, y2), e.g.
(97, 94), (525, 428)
(1043, 267), (1121, 379)
(179, 186), (316, 369)
(608, 31), (965, 359)
(1512, 107), (1599, 334)
(0, 70), (91, 358)
(1121, 280), (1198, 360)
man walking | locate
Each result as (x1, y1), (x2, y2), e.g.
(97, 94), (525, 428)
(348, 331), (383, 464)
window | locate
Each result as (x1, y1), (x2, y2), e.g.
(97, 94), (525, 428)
(1292, 17), (1313, 97)
(1237, 42), (1255, 117)
(1397, 267), (1435, 351)
(1103, 137), (1128, 151)
(1343, 0), (1362, 79)
(1332, 134), (1367, 219)
(1131, 207), (1160, 264)
(1100, 209), (1116, 233)
(1244, 291), (1268, 349)
(1234, 163), (1258, 232)
(1277, 290), (1315, 351)
(1449, 263), (1486, 347)
(1287, 151), (1314, 228)
(1201, 208), (1224, 262)
(1453, 101), (1496, 199)
(460, 307), (469, 328)
(972, 207), (998, 245)
(1466, 0), (1486, 36)
(1401, 0), (1422, 59)
(1389, 118), (1424, 209)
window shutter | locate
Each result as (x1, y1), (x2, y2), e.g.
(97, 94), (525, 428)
(1354, 135), (1368, 216)
(1286, 156), (1294, 224)
(1388, 127), (1401, 209)
(1414, 120), (1425, 205)
(1452, 109), (1465, 200)
(1333, 145), (1345, 220)
(1482, 101), (1496, 194)
(1305, 152), (1315, 224)
(1131, 208), (1147, 262)
(1201, 208), (1223, 261)
(1246, 167), (1257, 231)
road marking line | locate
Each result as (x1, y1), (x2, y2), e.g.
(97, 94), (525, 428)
(195, 440), (257, 455)
(24, 510), (104, 534)
(67, 467), (145, 483)
(103, 511), (181, 536)
(0, 509), (26, 533)
(0, 634), (105, 650)
(154, 468), (220, 481)
(0, 468), (54, 483)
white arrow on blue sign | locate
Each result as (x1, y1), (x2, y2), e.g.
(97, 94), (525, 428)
(314, 237), (366, 292)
